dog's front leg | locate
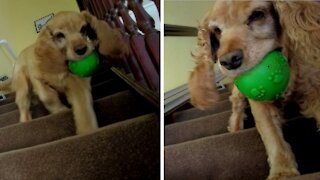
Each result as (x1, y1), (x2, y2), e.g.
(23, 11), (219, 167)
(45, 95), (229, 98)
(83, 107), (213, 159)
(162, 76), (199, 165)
(32, 79), (69, 113)
(248, 100), (299, 179)
(228, 86), (247, 132)
(65, 76), (98, 134)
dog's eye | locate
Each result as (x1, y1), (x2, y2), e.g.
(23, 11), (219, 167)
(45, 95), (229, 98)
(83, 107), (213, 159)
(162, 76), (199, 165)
(80, 24), (97, 40)
(214, 27), (221, 35)
(80, 25), (88, 35)
(54, 32), (65, 39)
(210, 33), (220, 53)
(248, 10), (265, 23)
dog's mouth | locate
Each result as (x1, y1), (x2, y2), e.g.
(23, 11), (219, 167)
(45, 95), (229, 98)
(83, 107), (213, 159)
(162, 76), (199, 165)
(274, 47), (282, 53)
(75, 46), (89, 57)
(219, 47), (285, 78)
(67, 45), (95, 61)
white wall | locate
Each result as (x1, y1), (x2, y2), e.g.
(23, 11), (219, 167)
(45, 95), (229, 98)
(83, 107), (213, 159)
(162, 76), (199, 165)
(164, 0), (215, 92)
(0, 0), (79, 77)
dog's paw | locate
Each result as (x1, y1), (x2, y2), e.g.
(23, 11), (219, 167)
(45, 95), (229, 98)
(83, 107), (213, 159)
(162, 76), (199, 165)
(227, 125), (241, 133)
(267, 168), (300, 180)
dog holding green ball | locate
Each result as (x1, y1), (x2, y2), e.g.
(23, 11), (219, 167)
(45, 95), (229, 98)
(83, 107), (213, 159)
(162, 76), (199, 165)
(189, 1), (320, 179)
(1, 11), (128, 134)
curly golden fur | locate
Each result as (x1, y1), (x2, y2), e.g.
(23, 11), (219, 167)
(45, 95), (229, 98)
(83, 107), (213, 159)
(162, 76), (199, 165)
(189, 1), (320, 179)
(2, 11), (128, 134)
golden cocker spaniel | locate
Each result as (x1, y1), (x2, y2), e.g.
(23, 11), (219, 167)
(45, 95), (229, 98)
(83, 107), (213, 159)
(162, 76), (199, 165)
(189, 1), (320, 179)
(3, 11), (128, 134)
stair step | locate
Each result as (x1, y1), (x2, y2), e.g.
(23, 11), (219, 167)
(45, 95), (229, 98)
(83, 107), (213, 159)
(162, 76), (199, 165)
(94, 90), (154, 126)
(91, 78), (128, 100)
(288, 172), (320, 180)
(0, 72), (127, 115)
(218, 91), (231, 101)
(0, 89), (156, 155)
(0, 89), (152, 128)
(0, 110), (75, 153)
(0, 103), (17, 115)
(165, 117), (320, 179)
(0, 93), (15, 106)
(0, 113), (159, 180)
(172, 99), (231, 123)
(91, 67), (113, 85)
(165, 128), (269, 180)
(0, 79), (127, 116)
(0, 110), (19, 128)
(0, 104), (49, 129)
(165, 111), (231, 145)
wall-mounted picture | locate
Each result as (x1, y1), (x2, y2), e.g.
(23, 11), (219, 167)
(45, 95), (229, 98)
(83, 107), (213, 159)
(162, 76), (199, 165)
(34, 13), (54, 33)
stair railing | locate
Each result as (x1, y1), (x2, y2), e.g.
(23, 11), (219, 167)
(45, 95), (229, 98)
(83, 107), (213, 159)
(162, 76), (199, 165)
(0, 39), (17, 66)
(76, 0), (160, 108)
(0, 39), (17, 100)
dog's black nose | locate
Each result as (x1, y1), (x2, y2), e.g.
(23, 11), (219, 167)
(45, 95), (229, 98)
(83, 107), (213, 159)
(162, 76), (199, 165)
(75, 46), (87, 56)
(219, 49), (243, 70)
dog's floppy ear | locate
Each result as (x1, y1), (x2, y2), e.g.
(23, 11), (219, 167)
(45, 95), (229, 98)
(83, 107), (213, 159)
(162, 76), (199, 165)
(81, 11), (129, 58)
(188, 15), (219, 109)
(272, 1), (320, 65)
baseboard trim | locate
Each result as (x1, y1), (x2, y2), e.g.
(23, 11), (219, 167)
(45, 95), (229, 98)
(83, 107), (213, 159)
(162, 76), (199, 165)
(164, 84), (190, 115)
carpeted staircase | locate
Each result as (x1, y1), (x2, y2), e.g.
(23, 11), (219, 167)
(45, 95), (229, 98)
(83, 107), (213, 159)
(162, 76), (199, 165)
(0, 65), (160, 179)
(165, 88), (320, 180)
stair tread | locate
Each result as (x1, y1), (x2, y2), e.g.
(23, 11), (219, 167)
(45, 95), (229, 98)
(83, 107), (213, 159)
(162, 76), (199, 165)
(0, 61), (159, 179)
(165, 117), (320, 179)
(218, 91), (231, 101)
(0, 79), (128, 116)
(288, 172), (320, 180)
(0, 94), (15, 106)
(165, 128), (269, 180)
(0, 102), (17, 115)
(0, 110), (75, 153)
(94, 90), (154, 126)
(0, 89), (155, 153)
(172, 99), (231, 123)
(91, 78), (128, 100)
(0, 113), (159, 180)
(0, 89), (152, 129)
(165, 111), (231, 145)
(0, 104), (49, 129)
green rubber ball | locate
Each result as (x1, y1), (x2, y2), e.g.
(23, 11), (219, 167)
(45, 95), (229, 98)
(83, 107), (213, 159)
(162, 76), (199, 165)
(234, 51), (290, 101)
(68, 51), (99, 77)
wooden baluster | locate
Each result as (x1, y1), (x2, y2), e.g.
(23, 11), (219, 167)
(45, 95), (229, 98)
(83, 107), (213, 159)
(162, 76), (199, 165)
(92, 0), (105, 19)
(88, 0), (130, 75)
(96, 0), (109, 21)
(101, 0), (145, 85)
(82, 0), (95, 14)
(104, 11), (113, 27)
(128, 0), (160, 70)
(111, 0), (148, 86)
(88, 1), (97, 17)
(117, 1), (159, 92)
(102, 0), (119, 28)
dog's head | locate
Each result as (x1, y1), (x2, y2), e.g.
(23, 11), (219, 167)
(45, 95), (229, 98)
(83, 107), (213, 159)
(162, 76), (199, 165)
(35, 11), (128, 63)
(189, 1), (282, 108)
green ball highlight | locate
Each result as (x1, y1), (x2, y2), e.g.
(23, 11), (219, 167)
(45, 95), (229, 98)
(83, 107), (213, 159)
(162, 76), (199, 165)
(234, 51), (290, 101)
(68, 51), (99, 77)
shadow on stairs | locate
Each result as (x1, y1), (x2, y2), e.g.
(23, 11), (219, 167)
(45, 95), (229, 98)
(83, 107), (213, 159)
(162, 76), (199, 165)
(165, 89), (320, 180)
(0, 64), (160, 179)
